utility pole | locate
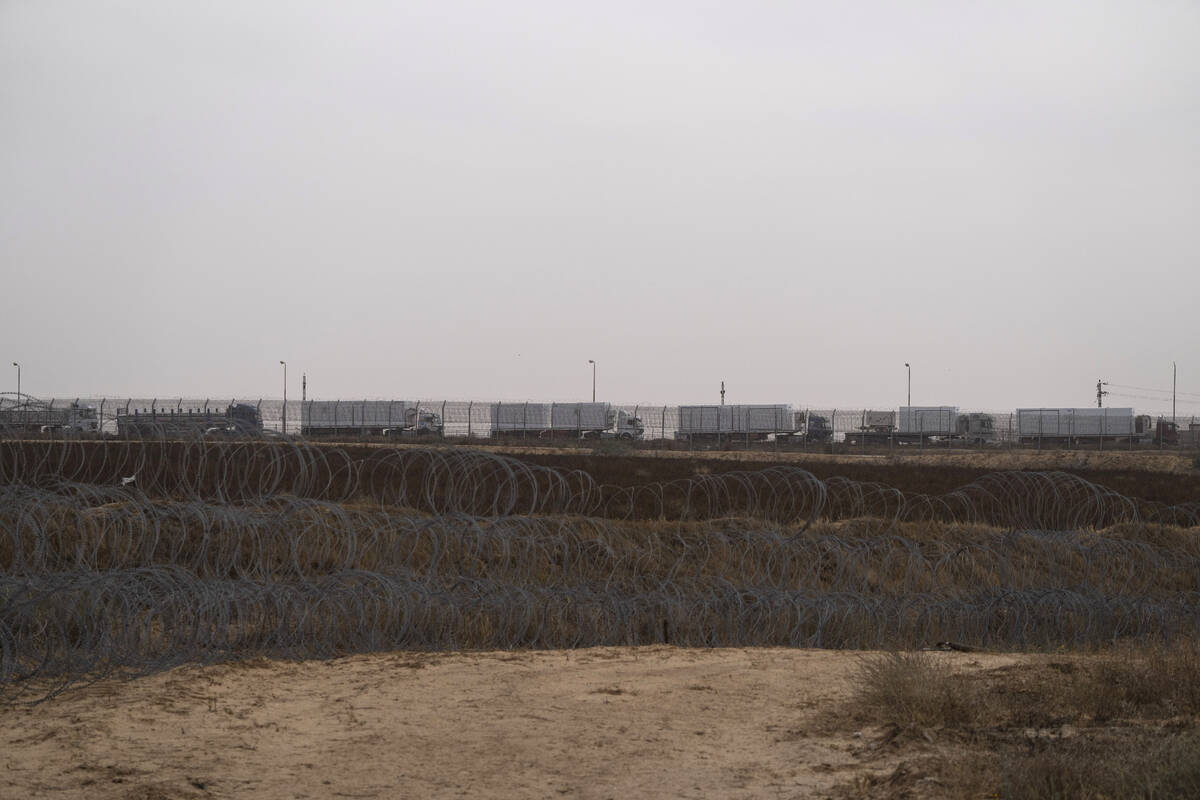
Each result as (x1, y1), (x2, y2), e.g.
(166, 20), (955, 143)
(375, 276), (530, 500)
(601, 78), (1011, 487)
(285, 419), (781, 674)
(1173, 362), (1176, 427)
(587, 360), (596, 402)
(905, 363), (911, 407)
(279, 361), (287, 434)
(1096, 378), (1108, 408)
(720, 381), (725, 405)
(302, 373), (307, 404)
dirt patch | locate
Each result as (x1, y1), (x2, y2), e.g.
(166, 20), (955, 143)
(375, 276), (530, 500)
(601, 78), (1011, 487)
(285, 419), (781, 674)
(0, 647), (1019, 800)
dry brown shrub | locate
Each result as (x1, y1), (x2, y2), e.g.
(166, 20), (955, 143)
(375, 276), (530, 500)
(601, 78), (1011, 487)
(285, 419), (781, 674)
(851, 651), (975, 729)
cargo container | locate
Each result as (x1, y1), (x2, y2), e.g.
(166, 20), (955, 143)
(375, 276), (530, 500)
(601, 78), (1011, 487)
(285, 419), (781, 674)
(117, 403), (261, 437)
(301, 400), (442, 436)
(674, 405), (793, 441)
(843, 406), (980, 445)
(489, 402), (643, 439)
(1017, 407), (1176, 443)
(899, 406), (959, 436)
(1016, 408), (1136, 441)
(1014, 408), (1176, 443)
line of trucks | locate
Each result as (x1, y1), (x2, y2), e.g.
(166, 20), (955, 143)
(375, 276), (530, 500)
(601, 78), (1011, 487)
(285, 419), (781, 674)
(292, 401), (1181, 445)
(298, 401), (644, 439)
(0, 400), (262, 437)
(0, 397), (1185, 445)
(534, 404), (1174, 445)
(832, 406), (1177, 446)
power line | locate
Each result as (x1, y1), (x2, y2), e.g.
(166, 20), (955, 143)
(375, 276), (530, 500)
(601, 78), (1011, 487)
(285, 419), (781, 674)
(1107, 382), (1200, 399)
(1107, 390), (1200, 407)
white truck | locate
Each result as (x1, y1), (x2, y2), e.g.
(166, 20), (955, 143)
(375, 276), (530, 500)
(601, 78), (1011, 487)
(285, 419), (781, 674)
(674, 405), (793, 442)
(488, 402), (644, 440)
(300, 400), (444, 437)
(0, 399), (100, 434)
(1015, 408), (1164, 444)
(844, 406), (993, 445)
(773, 410), (832, 444)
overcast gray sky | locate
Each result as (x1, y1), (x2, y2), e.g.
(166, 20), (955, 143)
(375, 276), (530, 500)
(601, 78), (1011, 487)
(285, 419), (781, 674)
(3, 1), (1197, 411)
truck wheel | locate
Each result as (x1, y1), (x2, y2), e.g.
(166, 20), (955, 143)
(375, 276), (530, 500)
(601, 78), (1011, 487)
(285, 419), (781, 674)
(619, 433), (632, 441)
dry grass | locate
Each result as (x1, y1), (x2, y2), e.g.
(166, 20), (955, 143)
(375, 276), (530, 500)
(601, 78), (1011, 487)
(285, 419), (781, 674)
(838, 638), (1200, 799)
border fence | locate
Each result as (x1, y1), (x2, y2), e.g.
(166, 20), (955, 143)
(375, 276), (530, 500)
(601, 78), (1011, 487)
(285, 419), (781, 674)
(1, 394), (1197, 452)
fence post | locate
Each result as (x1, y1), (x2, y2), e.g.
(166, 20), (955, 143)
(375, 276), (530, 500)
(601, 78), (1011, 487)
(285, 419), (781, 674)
(661, 405), (666, 449)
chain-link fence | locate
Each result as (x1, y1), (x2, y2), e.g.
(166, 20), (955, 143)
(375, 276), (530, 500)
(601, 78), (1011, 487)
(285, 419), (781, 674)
(2, 394), (1197, 452)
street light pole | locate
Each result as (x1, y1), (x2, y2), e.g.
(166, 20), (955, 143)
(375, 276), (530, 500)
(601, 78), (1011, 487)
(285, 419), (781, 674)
(11, 362), (18, 401)
(904, 363), (910, 407)
(587, 360), (596, 402)
(279, 361), (287, 434)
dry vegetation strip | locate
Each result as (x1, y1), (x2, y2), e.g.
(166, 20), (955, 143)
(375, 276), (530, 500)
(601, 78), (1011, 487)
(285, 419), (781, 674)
(833, 639), (1200, 799)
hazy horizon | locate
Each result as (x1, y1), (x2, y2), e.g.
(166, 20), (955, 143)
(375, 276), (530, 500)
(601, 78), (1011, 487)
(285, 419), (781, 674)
(3, 2), (1197, 412)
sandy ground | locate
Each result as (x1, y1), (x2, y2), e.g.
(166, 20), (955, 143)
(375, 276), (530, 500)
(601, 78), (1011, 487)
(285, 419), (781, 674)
(1, 647), (1022, 800)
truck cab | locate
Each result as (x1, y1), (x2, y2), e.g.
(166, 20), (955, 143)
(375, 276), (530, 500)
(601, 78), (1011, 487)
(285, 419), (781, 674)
(1136, 415), (1178, 445)
(383, 406), (444, 437)
(61, 403), (100, 433)
(955, 413), (996, 444)
(602, 409), (644, 440)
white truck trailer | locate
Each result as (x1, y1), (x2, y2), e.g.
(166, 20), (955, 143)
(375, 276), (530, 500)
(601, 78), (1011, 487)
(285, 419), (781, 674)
(899, 406), (959, 436)
(1016, 408), (1139, 443)
(844, 406), (973, 445)
(488, 402), (644, 439)
(300, 400), (443, 437)
(674, 405), (793, 442)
